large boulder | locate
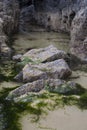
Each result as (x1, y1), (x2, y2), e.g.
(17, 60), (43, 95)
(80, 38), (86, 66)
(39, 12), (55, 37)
(8, 79), (44, 98)
(45, 79), (85, 95)
(22, 45), (68, 63)
(15, 59), (71, 82)
(7, 79), (85, 99)
(3, 0), (20, 35)
(0, 0), (20, 59)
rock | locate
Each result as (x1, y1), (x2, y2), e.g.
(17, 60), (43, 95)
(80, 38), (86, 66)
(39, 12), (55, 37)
(45, 80), (85, 95)
(22, 45), (68, 63)
(12, 54), (22, 61)
(0, 0), (20, 59)
(8, 79), (44, 98)
(0, 18), (3, 35)
(16, 59), (71, 83)
(45, 79), (65, 87)
(20, 0), (87, 32)
(7, 79), (85, 99)
(3, 0), (20, 35)
(18, 0), (87, 60)
(14, 71), (23, 82)
(22, 64), (47, 82)
(71, 7), (87, 59)
(19, 4), (35, 32)
(0, 35), (12, 58)
(18, 0), (32, 8)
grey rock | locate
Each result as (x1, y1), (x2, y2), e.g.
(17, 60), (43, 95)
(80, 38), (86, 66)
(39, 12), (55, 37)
(3, 0), (20, 35)
(19, 0), (87, 60)
(22, 45), (68, 63)
(0, 0), (20, 59)
(45, 80), (85, 95)
(8, 79), (44, 98)
(22, 59), (71, 83)
(70, 7), (87, 59)
(12, 54), (22, 61)
(0, 35), (12, 58)
(19, 0), (87, 32)
(14, 71), (23, 82)
(7, 79), (85, 99)
(19, 4), (35, 32)
(45, 78), (65, 87)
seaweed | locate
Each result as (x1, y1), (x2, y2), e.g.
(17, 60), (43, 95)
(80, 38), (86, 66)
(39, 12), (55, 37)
(0, 86), (87, 130)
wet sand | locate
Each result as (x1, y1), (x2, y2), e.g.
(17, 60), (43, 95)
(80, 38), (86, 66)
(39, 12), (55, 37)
(0, 81), (22, 91)
(21, 106), (87, 130)
(72, 71), (87, 89)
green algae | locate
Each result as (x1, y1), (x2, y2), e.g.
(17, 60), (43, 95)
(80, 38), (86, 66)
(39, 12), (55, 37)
(0, 87), (21, 130)
(16, 56), (42, 71)
(0, 86), (87, 130)
(78, 92), (87, 109)
(0, 61), (87, 130)
(45, 83), (86, 95)
(0, 61), (17, 82)
(17, 57), (34, 69)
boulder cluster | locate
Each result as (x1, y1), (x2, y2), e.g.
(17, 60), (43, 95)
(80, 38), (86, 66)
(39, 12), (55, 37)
(9, 45), (84, 99)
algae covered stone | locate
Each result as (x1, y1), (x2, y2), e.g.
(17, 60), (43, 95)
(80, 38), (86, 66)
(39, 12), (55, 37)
(45, 80), (85, 95)
(22, 45), (68, 63)
(8, 79), (44, 98)
(22, 59), (71, 83)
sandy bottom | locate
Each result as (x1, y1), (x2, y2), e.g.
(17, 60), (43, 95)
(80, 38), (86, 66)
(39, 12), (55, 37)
(0, 81), (22, 91)
(72, 71), (87, 89)
(21, 106), (87, 130)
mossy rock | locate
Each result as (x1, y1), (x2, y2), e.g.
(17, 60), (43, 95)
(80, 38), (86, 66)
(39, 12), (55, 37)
(45, 81), (86, 95)
(78, 92), (87, 109)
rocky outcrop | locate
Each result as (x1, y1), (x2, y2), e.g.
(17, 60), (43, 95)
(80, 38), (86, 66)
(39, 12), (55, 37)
(19, 4), (35, 32)
(71, 7), (87, 60)
(0, 0), (20, 58)
(3, 0), (20, 35)
(19, 0), (87, 32)
(1, 0), (87, 60)
(19, 0), (87, 60)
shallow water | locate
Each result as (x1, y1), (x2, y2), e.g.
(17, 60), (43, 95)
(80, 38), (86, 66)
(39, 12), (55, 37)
(13, 32), (70, 54)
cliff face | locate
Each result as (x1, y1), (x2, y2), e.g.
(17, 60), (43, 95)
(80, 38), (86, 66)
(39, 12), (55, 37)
(20, 0), (86, 32)
(19, 0), (87, 60)
(0, 0), (20, 58)
(0, 0), (87, 60)
(71, 7), (87, 59)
